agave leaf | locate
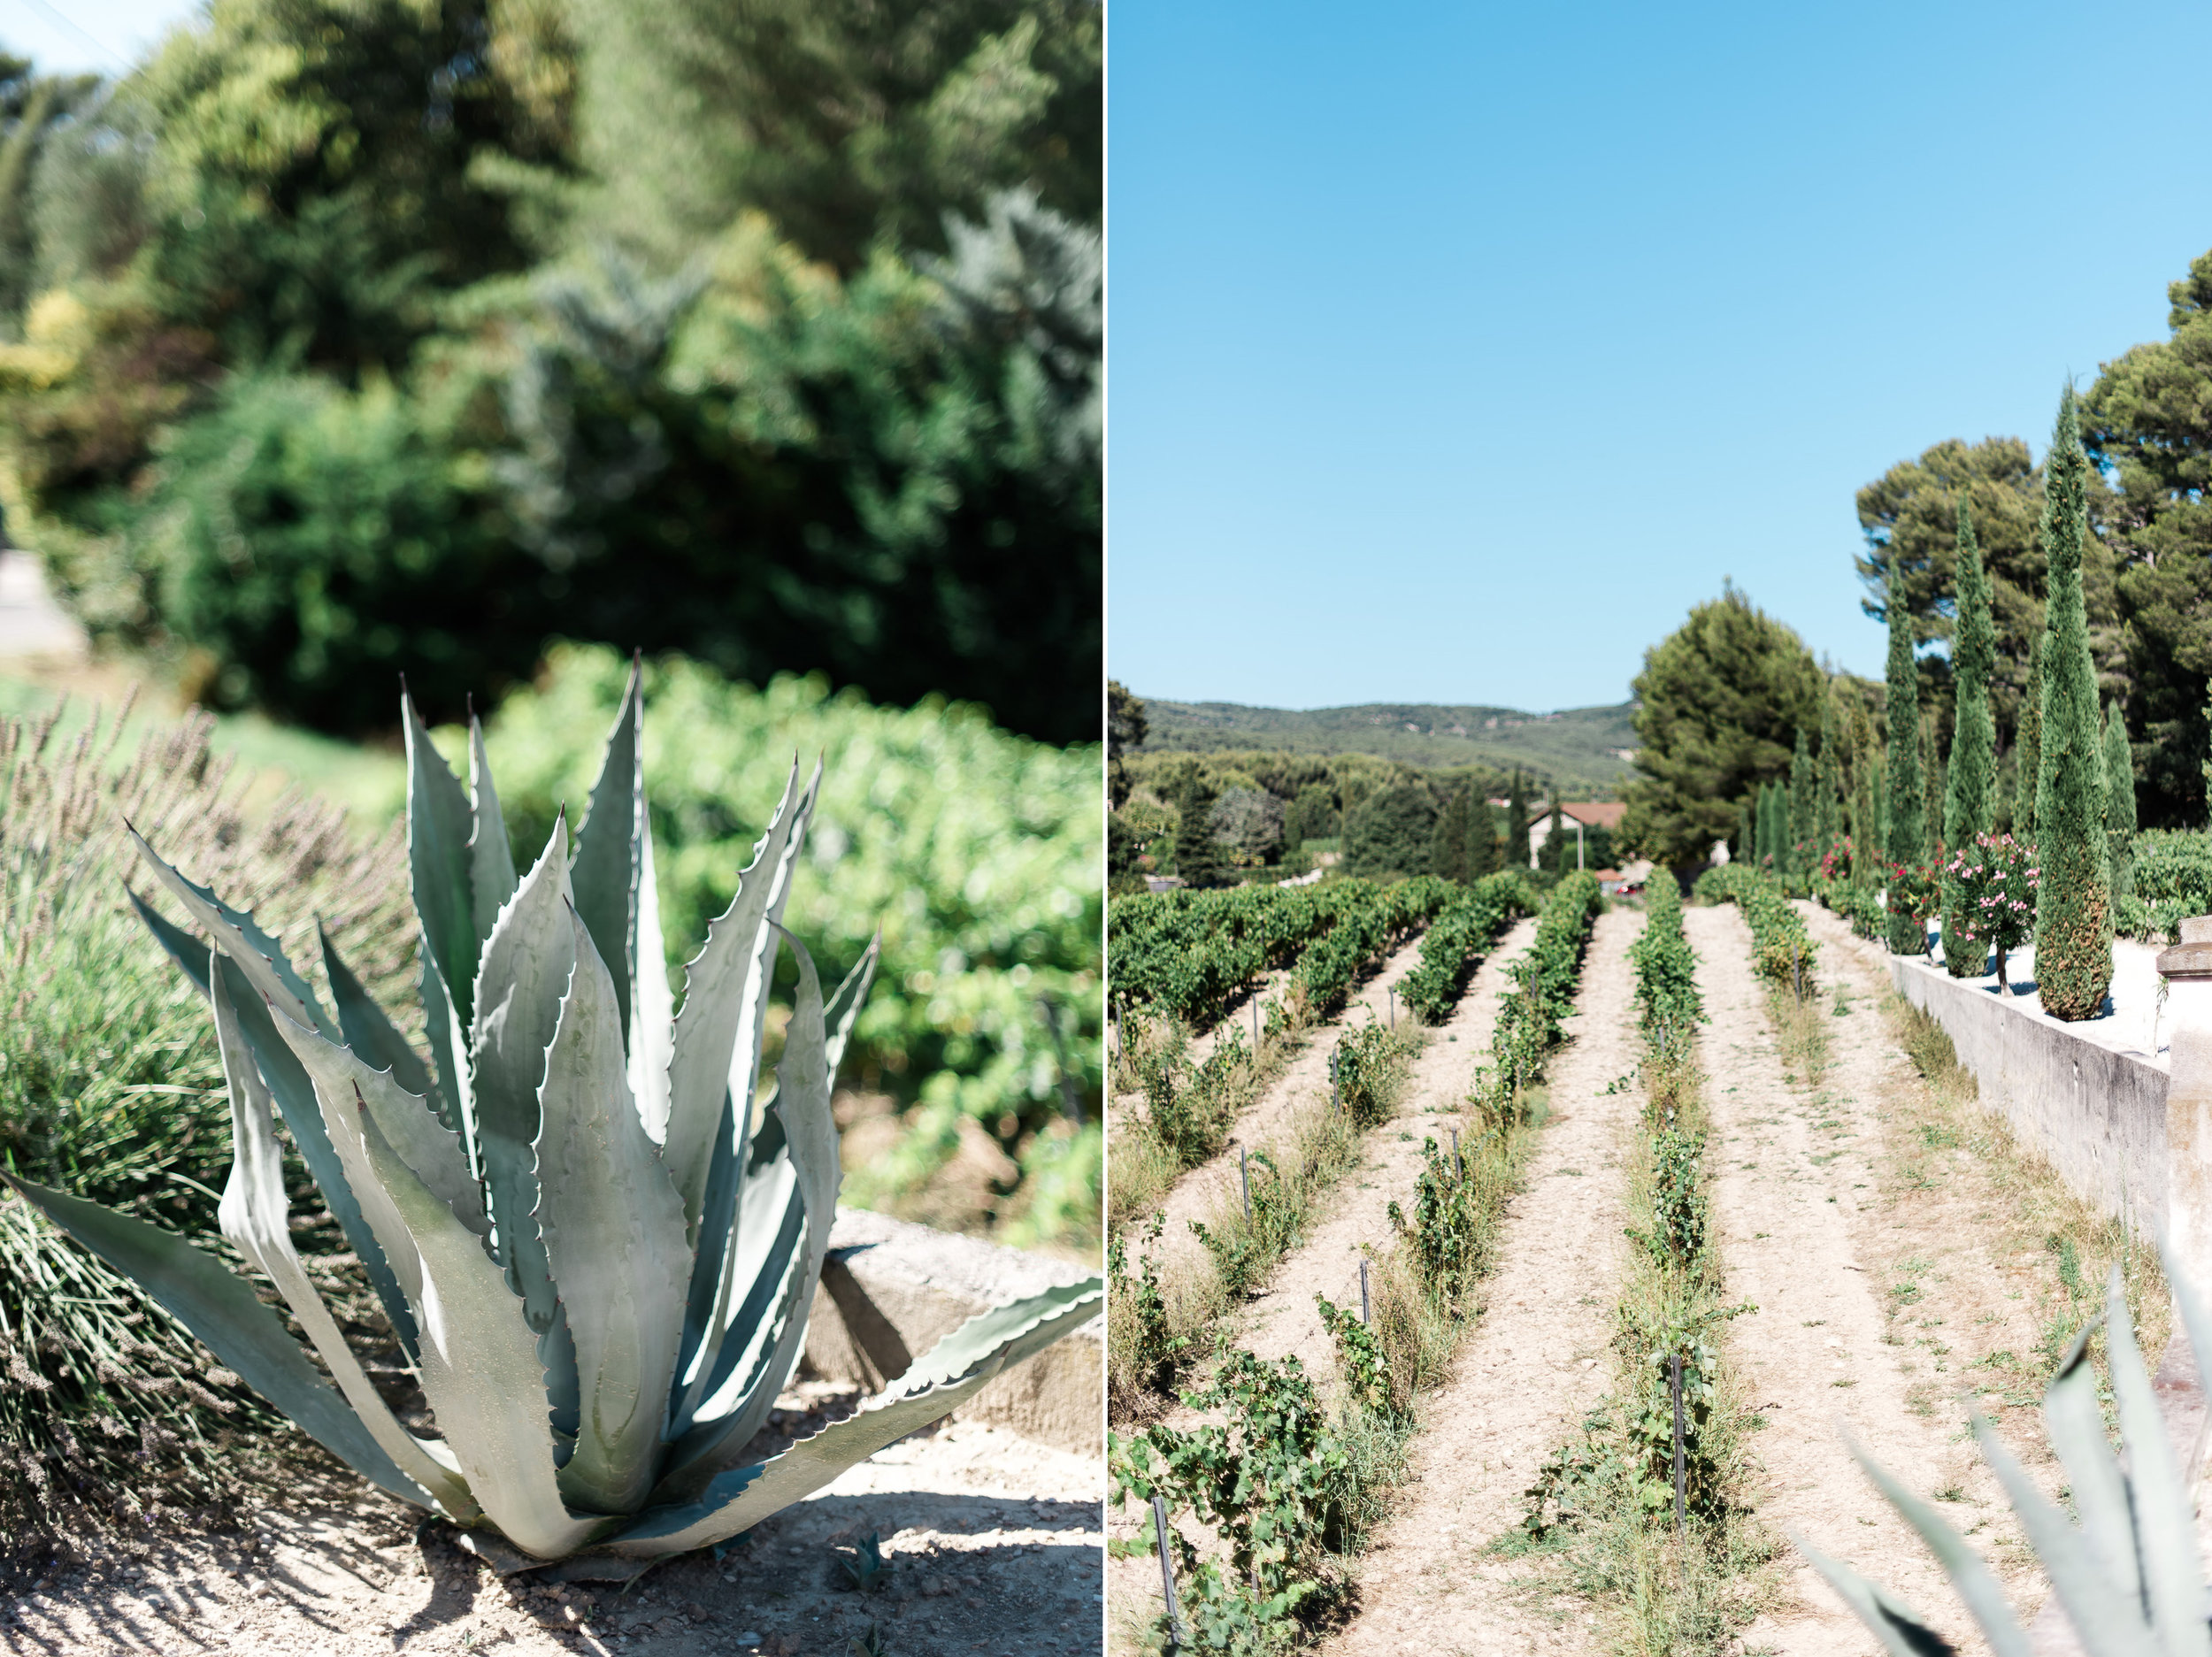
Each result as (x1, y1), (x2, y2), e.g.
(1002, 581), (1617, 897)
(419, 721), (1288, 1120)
(591, 1279), (1100, 1564)
(127, 889), (421, 1362)
(1973, 1407), (2152, 1657)
(668, 1145), (803, 1445)
(671, 942), (876, 1438)
(469, 713), (519, 946)
(470, 816), (574, 1330)
(536, 904), (690, 1514)
(268, 1007), (489, 1240)
(1793, 1532), (1959, 1657)
(655, 929), (839, 1493)
(2157, 1239), (2212, 1486)
(662, 759), (810, 1232)
(1840, 1432), (2030, 1657)
(629, 817), (674, 1143)
(210, 958), (480, 1522)
(570, 656), (645, 1044)
(319, 924), (443, 1123)
(343, 1073), (617, 1561)
(405, 693), (482, 1029)
(0, 1170), (429, 1510)
(2044, 1315), (2147, 1613)
(419, 946), (475, 1146)
(2094, 1269), (2208, 1657)
(126, 828), (334, 1038)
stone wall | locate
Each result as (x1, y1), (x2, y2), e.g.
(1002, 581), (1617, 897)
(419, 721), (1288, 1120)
(1887, 955), (2171, 1238)
(802, 1207), (1102, 1456)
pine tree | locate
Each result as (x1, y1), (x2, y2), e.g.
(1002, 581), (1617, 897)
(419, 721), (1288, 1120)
(1433, 786), (1470, 883)
(1787, 729), (1814, 878)
(1173, 766), (1222, 891)
(2031, 387), (2113, 1020)
(2013, 633), (2044, 836)
(1921, 714), (1944, 862)
(1885, 558), (1926, 952)
(1943, 502), (1999, 975)
(1466, 794), (1501, 878)
(2104, 702), (2137, 901)
(1505, 771), (1531, 869)
(1817, 686), (1842, 871)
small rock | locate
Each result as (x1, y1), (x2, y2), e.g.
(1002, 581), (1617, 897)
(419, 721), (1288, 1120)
(733, 1632), (764, 1646)
(684, 1599), (710, 1622)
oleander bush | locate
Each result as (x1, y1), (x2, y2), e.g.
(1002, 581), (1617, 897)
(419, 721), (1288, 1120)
(477, 644), (1100, 1245)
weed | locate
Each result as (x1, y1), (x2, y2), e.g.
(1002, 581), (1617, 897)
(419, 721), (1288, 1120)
(837, 1533), (890, 1593)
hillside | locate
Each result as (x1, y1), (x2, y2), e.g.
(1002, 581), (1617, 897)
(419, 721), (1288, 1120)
(1134, 697), (1640, 791)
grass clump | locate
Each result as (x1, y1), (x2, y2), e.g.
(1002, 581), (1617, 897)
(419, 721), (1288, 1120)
(0, 700), (414, 1542)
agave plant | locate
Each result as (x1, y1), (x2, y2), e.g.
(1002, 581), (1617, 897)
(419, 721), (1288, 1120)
(2, 669), (1099, 1576)
(1801, 1252), (2212, 1656)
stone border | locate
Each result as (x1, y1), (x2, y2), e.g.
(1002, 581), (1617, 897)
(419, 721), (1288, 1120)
(802, 1207), (1101, 1457)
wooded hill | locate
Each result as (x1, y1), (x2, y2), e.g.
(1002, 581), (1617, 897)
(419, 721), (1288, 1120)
(1134, 697), (1637, 793)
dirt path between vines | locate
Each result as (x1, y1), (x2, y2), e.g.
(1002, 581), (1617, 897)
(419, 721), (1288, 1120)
(1321, 906), (1646, 1657)
(1243, 917), (1540, 1384)
(1133, 931), (1435, 1277)
(1694, 900), (2048, 1654)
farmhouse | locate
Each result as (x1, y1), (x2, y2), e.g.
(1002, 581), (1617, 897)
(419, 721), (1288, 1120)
(1527, 800), (1626, 870)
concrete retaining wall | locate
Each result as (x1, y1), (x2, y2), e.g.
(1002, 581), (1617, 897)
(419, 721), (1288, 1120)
(1888, 955), (2171, 1239)
(802, 1207), (1101, 1456)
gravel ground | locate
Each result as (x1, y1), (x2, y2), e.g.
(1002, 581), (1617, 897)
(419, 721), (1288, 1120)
(2, 1397), (1101, 1657)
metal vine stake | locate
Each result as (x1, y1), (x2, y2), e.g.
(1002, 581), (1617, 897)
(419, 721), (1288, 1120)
(1671, 1350), (1687, 1545)
(1360, 1258), (1371, 1325)
(1240, 1147), (1250, 1223)
(1153, 1494), (1187, 1650)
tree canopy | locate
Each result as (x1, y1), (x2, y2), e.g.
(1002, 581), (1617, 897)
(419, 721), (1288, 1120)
(0, 0), (1102, 744)
(1620, 586), (1823, 868)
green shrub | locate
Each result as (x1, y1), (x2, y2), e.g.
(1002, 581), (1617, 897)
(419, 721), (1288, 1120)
(476, 643), (1100, 1246)
(1399, 871), (1533, 1024)
(142, 373), (539, 735)
(2134, 830), (2212, 907)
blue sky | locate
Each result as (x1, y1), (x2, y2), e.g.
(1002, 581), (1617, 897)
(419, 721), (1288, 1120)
(1107, 0), (2212, 712)
(4, 0), (190, 74)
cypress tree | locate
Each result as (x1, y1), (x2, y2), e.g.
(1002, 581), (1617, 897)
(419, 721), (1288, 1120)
(2030, 387), (2113, 1021)
(1466, 794), (1501, 878)
(1736, 797), (1754, 864)
(1851, 703), (1878, 890)
(1816, 686), (1842, 871)
(2104, 702), (2136, 902)
(1787, 729), (1814, 878)
(1433, 786), (1470, 882)
(1542, 800), (1567, 871)
(1505, 771), (1531, 869)
(1759, 782), (1782, 867)
(1943, 502), (1999, 975)
(1173, 766), (1222, 890)
(1884, 558), (1925, 952)
(2013, 633), (2044, 837)
(1944, 502), (1997, 848)
(1921, 714), (1944, 861)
